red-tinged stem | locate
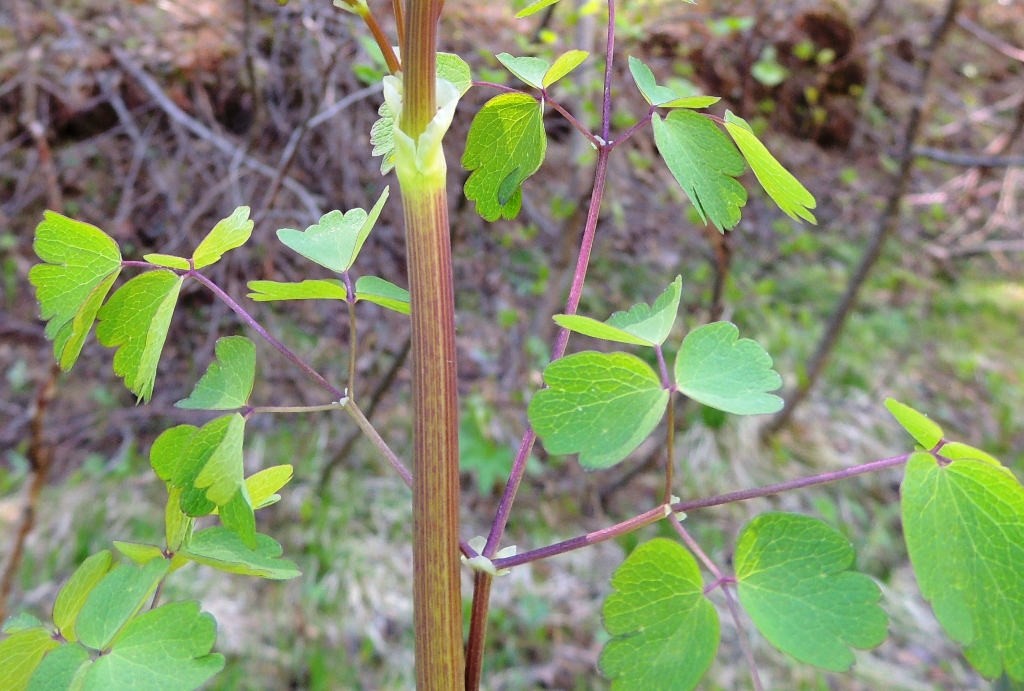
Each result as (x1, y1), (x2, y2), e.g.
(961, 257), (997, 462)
(472, 80), (523, 94)
(609, 108), (655, 150)
(544, 90), (603, 148)
(601, 0), (615, 142)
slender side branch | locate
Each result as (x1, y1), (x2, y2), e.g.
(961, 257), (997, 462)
(544, 93), (603, 147)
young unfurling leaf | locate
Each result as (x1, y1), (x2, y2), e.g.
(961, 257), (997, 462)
(902, 450), (1024, 680)
(192, 207), (254, 269)
(83, 601), (224, 689)
(276, 188), (389, 273)
(528, 352), (668, 469)
(734, 513), (888, 671)
(95, 270), (183, 402)
(601, 539), (719, 691)
(176, 336), (256, 410)
(723, 111), (817, 224)
(462, 93), (547, 221)
(653, 110), (747, 232)
(28, 212), (122, 370)
(674, 322), (783, 415)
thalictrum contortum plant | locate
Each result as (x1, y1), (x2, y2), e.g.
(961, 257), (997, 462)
(3, 0), (1023, 689)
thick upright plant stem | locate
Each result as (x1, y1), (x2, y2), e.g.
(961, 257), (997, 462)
(397, 1), (464, 688)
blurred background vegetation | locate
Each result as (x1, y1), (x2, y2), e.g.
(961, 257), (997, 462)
(1, 0), (1023, 688)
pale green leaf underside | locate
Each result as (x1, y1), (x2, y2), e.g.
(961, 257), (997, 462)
(735, 512), (888, 671)
(543, 50), (589, 88)
(53, 551), (114, 643)
(26, 643), (91, 691)
(181, 528), (301, 580)
(95, 270), (183, 402)
(553, 315), (652, 346)
(276, 187), (389, 273)
(176, 336), (256, 410)
(902, 451), (1024, 680)
(192, 206), (253, 269)
(606, 275), (682, 346)
(76, 559), (171, 651)
(601, 538), (719, 691)
(355, 275), (410, 315)
(724, 111), (816, 224)
(143, 254), (191, 270)
(674, 322), (782, 415)
(496, 53), (550, 89)
(884, 397), (943, 449)
(653, 110), (747, 232)
(28, 211), (122, 370)
(628, 56), (677, 105)
(247, 279), (347, 302)
(82, 601), (224, 691)
(516, 0), (560, 18)
(0, 628), (60, 691)
(462, 92), (547, 221)
(529, 351), (669, 470)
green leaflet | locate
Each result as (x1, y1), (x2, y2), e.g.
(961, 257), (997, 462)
(734, 513), (888, 671)
(175, 336), (256, 410)
(75, 559), (171, 651)
(143, 254), (191, 270)
(600, 539), (719, 691)
(884, 397), (943, 450)
(723, 111), (817, 224)
(496, 53), (550, 89)
(276, 188), (389, 272)
(554, 276), (682, 347)
(462, 92), (547, 221)
(192, 207), (254, 269)
(52, 551), (114, 643)
(627, 56), (718, 109)
(528, 352), (669, 470)
(515, 0), (560, 19)
(370, 53), (472, 175)
(26, 643), (91, 691)
(112, 541), (165, 565)
(82, 601), (224, 691)
(355, 275), (410, 315)
(902, 451), (1024, 680)
(0, 627), (60, 691)
(181, 527), (301, 580)
(652, 110), (747, 232)
(166, 488), (194, 553)
(543, 50), (588, 88)
(95, 270), (183, 402)
(3, 614), (44, 634)
(161, 415), (256, 549)
(28, 211), (122, 370)
(243, 465), (294, 509)
(246, 279), (348, 302)
(674, 322), (783, 415)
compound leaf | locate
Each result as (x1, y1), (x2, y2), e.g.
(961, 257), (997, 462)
(181, 528), (300, 580)
(735, 512), (888, 671)
(653, 110), (747, 232)
(552, 315), (652, 347)
(26, 643), (91, 691)
(52, 551), (114, 643)
(192, 207), (253, 269)
(175, 336), (256, 410)
(543, 50), (589, 88)
(95, 270), (183, 402)
(246, 279), (348, 302)
(724, 111), (816, 224)
(496, 53), (550, 89)
(29, 211), (122, 370)
(276, 188), (389, 273)
(884, 398), (943, 450)
(356, 275), (410, 315)
(82, 601), (224, 691)
(674, 322), (782, 415)
(901, 450), (1024, 680)
(606, 275), (682, 346)
(0, 627), (60, 691)
(529, 352), (669, 470)
(516, 0), (560, 18)
(463, 93), (547, 221)
(143, 254), (190, 270)
(600, 538), (719, 691)
(76, 559), (170, 651)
